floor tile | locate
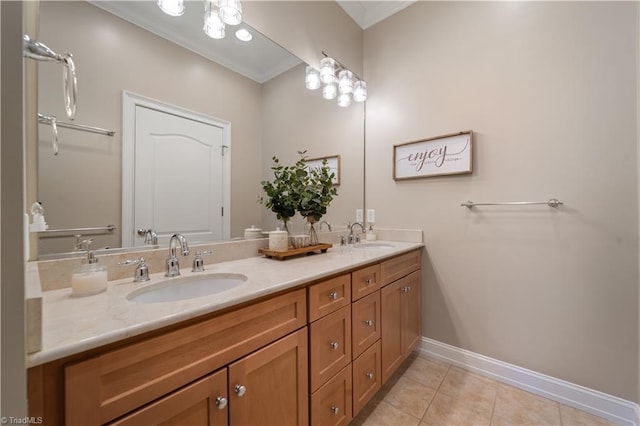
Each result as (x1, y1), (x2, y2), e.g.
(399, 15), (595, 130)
(491, 384), (561, 426)
(438, 366), (499, 411)
(383, 376), (437, 419)
(403, 356), (450, 391)
(559, 404), (617, 426)
(421, 391), (493, 426)
(360, 400), (422, 426)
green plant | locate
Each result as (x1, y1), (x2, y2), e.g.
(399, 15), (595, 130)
(297, 156), (338, 222)
(258, 156), (304, 225)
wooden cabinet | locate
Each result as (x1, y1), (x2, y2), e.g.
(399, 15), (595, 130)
(310, 365), (352, 426)
(352, 341), (381, 415)
(109, 369), (228, 426)
(351, 264), (381, 302)
(308, 274), (351, 322)
(309, 306), (351, 392)
(351, 292), (380, 359)
(228, 328), (308, 426)
(381, 270), (422, 384)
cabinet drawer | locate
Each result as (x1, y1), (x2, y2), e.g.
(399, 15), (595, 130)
(311, 365), (352, 426)
(65, 289), (307, 425)
(352, 341), (381, 416)
(109, 369), (228, 426)
(351, 291), (381, 360)
(309, 305), (351, 392)
(380, 250), (421, 286)
(351, 264), (381, 301)
(308, 274), (351, 322)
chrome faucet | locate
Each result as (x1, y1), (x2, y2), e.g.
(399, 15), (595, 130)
(348, 222), (365, 244)
(319, 220), (332, 232)
(165, 234), (190, 277)
(138, 228), (158, 245)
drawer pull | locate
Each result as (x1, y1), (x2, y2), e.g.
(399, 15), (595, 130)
(366, 372), (374, 380)
(235, 384), (247, 397)
(329, 291), (339, 300)
(215, 396), (228, 409)
(330, 341), (339, 350)
(364, 319), (374, 327)
(401, 286), (411, 293)
(365, 278), (373, 285)
(331, 406), (340, 415)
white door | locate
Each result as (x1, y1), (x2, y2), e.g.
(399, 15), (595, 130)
(132, 105), (226, 246)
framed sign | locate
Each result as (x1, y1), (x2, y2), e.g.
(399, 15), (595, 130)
(306, 155), (340, 185)
(393, 131), (473, 180)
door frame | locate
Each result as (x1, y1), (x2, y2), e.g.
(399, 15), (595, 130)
(122, 91), (231, 247)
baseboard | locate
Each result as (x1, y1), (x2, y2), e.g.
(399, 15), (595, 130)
(419, 337), (639, 426)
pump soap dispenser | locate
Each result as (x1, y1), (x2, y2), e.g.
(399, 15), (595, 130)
(71, 239), (108, 297)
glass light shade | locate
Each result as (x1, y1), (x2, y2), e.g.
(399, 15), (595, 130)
(322, 82), (338, 100)
(157, 0), (184, 16)
(219, 0), (242, 25)
(203, 4), (225, 39)
(305, 66), (321, 90)
(319, 57), (337, 84)
(353, 80), (367, 102)
(235, 28), (252, 42)
(338, 70), (354, 95)
(337, 93), (351, 107)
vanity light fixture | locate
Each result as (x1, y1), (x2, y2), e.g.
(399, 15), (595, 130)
(219, 0), (242, 26)
(307, 52), (367, 106)
(305, 66), (321, 90)
(157, 0), (184, 16)
(235, 28), (252, 42)
(203, 0), (225, 39)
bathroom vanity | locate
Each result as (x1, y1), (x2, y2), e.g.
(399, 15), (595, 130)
(27, 243), (422, 425)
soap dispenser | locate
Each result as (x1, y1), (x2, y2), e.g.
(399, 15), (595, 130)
(366, 224), (377, 241)
(71, 239), (108, 297)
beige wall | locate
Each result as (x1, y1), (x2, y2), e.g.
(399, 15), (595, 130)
(364, 1), (639, 401)
(244, 1), (363, 75)
(261, 63), (364, 233)
(37, 1), (263, 254)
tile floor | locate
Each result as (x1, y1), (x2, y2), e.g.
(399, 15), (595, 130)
(351, 353), (617, 426)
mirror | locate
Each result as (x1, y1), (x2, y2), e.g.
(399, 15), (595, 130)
(35, 1), (364, 258)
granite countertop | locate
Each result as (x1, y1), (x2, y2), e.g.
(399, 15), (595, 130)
(27, 241), (423, 368)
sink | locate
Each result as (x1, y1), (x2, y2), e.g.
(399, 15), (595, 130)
(352, 242), (395, 250)
(127, 273), (247, 303)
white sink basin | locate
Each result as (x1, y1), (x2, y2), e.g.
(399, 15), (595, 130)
(127, 273), (247, 303)
(352, 242), (395, 250)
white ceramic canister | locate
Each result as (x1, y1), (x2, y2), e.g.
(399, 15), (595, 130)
(269, 227), (288, 251)
(244, 225), (263, 239)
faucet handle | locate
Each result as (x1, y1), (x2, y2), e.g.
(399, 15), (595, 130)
(119, 257), (150, 282)
(192, 250), (213, 272)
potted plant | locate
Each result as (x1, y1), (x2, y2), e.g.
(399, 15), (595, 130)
(258, 156), (302, 232)
(297, 155), (338, 245)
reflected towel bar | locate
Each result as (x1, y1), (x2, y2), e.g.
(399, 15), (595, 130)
(39, 224), (116, 237)
(461, 199), (563, 209)
(38, 113), (115, 136)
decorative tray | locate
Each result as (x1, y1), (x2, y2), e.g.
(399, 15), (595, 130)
(258, 243), (333, 261)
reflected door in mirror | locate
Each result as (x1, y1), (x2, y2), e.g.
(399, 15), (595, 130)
(132, 105), (228, 246)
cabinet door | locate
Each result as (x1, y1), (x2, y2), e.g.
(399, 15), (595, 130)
(352, 291), (380, 359)
(109, 369), (228, 426)
(228, 328), (308, 426)
(309, 306), (352, 392)
(352, 341), (381, 416)
(401, 271), (422, 356)
(380, 280), (403, 384)
(310, 365), (352, 426)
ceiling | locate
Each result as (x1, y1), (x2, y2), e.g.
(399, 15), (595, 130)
(88, 1), (414, 83)
(337, 1), (416, 30)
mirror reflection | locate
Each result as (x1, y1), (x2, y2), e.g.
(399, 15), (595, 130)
(36, 1), (364, 258)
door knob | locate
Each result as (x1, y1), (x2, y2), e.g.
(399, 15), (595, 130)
(215, 396), (228, 409)
(366, 372), (374, 380)
(235, 384), (247, 397)
(364, 319), (373, 327)
(329, 291), (339, 300)
(330, 341), (339, 350)
(331, 406), (340, 415)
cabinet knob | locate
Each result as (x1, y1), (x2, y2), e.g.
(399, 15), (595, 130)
(329, 291), (339, 300)
(364, 319), (374, 327)
(235, 384), (247, 397)
(330, 341), (339, 350)
(365, 278), (373, 285)
(401, 286), (410, 293)
(215, 396), (228, 409)
(331, 406), (340, 415)
(366, 372), (374, 380)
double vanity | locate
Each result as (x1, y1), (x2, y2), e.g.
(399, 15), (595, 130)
(27, 239), (423, 425)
